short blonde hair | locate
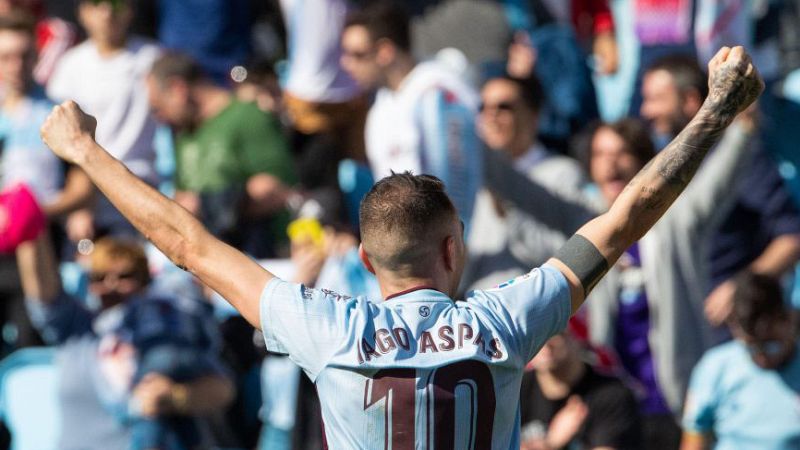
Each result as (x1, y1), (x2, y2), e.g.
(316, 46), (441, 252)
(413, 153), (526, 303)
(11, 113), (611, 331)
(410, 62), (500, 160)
(90, 237), (151, 286)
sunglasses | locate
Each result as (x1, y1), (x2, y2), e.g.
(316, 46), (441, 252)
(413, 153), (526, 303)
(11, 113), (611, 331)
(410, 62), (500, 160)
(478, 101), (516, 113)
(88, 270), (138, 284)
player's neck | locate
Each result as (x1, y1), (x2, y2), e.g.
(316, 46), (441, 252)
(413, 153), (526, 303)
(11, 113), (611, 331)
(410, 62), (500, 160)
(377, 275), (452, 301)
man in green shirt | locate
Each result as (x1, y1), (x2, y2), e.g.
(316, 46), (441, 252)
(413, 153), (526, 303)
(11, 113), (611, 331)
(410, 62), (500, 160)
(146, 53), (296, 257)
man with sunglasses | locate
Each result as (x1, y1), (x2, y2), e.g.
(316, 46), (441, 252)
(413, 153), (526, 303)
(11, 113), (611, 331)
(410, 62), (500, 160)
(465, 74), (588, 290)
(16, 235), (233, 449)
(682, 271), (800, 450)
(340, 1), (482, 228)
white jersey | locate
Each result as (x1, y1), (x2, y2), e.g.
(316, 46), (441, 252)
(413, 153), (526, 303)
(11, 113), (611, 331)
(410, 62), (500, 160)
(260, 264), (571, 449)
(365, 60), (482, 226)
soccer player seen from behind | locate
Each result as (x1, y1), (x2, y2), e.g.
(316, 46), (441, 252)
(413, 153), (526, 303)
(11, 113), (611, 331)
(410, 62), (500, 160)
(40, 46), (763, 449)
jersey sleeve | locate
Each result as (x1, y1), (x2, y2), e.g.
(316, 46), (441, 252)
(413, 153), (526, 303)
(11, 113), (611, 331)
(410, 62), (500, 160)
(260, 277), (360, 379)
(682, 352), (722, 433)
(468, 264), (571, 364)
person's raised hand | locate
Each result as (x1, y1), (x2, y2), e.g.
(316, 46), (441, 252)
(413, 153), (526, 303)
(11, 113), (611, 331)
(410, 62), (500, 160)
(40, 101), (98, 165)
(705, 46), (764, 122)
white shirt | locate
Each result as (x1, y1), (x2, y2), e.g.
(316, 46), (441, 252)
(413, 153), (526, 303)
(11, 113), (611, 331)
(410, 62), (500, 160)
(365, 58), (482, 224)
(47, 37), (160, 184)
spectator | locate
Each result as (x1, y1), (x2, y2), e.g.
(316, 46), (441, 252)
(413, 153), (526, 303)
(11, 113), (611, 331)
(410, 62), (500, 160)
(15, 234), (234, 450)
(146, 52), (297, 259)
(520, 329), (641, 450)
(501, 0), (600, 152)
(682, 271), (800, 450)
(0, 0), (77, 85)
(465, 74), (586, 289)
(340, 0), (482, 228)
(0, 12), (90, 353)
(640, 55), (800, 331)
(484, 115), (756, 449)
(46, 0), (160, 239)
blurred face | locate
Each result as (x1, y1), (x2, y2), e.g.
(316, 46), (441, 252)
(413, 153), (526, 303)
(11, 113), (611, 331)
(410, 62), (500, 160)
(0, 29), (34, 95)
(341, 25), (383, 90)
(88, 258), (144, 309)
(478, 79), (536, 158)
(590, 126), (644, 204)
(79, 0), (132, 49)
(531, 334), (573, 372)
(146, 75), (192, 128)
(640, 69), (687, 138)
(735, 318), (796, 370)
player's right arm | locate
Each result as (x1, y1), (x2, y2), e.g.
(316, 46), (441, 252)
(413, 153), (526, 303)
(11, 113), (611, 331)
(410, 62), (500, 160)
(40, 102), (272, 328)
(548, 46), (764, 314)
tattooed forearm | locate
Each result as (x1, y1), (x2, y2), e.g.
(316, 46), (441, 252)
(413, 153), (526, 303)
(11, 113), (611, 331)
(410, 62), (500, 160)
(651, 54), (762, 191)
(655, 113), (726, 188)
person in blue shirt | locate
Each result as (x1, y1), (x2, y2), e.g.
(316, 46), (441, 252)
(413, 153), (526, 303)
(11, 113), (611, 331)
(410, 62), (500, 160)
(16, 234), (234, 450)
(682, 271), (800, 450)
(38, 45), (764, 449)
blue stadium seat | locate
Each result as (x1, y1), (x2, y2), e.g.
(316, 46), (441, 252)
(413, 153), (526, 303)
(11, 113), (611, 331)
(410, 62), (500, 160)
(0, 347), (60, 450)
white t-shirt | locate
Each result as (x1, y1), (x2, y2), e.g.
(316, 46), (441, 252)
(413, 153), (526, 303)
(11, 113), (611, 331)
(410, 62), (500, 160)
(365, 59), (482, 225)
(281, 0), (360, 103)
(260, 264), (571, 449)
(47, 37), (160, 184)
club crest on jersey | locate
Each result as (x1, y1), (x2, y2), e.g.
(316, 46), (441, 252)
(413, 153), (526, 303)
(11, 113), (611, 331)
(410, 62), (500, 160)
(418, 306), (431, 317)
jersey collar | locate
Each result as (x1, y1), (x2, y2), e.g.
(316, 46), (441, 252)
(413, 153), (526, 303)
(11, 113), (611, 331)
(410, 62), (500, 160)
(384, 286), (448, 301)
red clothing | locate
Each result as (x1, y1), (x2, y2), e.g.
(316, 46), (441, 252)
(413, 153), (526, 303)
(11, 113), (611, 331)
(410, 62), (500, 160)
(572, 0), (615, 41)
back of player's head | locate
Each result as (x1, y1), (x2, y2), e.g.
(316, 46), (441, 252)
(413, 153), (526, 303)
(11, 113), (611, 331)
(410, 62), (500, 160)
(345, 0), (411, 53)
(645, 53), (708, 102)
(149, 52), (205, 86)
(730, 271), (789, 337)
(359, 172), (458, 274)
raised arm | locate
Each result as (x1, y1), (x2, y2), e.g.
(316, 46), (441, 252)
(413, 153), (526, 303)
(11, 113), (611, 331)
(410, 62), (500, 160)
(39, 103), (272, 328)
(549, 46), (764, 313)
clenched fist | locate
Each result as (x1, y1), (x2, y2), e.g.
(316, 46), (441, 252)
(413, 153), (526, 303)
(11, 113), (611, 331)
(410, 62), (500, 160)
(705, 46), (765, 122)
(40, 101), (98, 165)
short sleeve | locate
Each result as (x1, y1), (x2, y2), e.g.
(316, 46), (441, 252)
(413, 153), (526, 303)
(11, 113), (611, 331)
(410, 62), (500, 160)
(260, 278), (360, 379)
(468, 264), (571, 364)
(682, 353), (722, 433)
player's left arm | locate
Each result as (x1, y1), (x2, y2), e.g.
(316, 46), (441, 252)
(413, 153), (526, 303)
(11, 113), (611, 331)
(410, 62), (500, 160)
(548, 46), (764, 314)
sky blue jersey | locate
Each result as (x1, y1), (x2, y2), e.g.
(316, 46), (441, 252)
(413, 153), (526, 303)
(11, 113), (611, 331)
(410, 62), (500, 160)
(260, 264), (571, 449)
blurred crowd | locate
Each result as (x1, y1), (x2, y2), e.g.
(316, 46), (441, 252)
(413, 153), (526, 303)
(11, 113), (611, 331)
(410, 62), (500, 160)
(0, 0), (799, 449)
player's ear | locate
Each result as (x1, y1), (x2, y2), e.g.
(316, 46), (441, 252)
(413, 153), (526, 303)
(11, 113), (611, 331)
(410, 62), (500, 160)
(359, 244), (376, 274)
(443, 235), (457, 272)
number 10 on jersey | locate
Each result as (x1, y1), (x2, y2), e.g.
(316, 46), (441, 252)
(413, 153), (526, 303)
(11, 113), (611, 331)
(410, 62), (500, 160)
(363, 360), (496, 449)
